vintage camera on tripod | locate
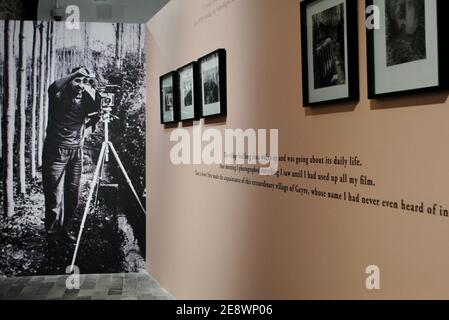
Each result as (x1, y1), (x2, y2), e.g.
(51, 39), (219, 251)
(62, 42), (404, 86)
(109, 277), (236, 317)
(97, 85), (120, 110)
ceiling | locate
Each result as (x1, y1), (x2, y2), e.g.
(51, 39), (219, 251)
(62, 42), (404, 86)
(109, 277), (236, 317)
(37, 0), (170, 23)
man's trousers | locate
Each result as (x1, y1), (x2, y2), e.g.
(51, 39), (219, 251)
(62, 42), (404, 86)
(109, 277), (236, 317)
(42, 142), (83, 234)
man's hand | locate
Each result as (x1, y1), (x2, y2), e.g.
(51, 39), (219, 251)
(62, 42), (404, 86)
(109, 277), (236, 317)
(85, 116), (100, 132)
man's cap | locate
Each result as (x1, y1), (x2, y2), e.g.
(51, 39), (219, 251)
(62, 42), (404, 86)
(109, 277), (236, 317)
(72, 67), (95, 78)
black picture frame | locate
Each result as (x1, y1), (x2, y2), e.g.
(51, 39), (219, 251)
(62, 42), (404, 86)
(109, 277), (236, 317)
(301, 0), (359, 107)
(177, 61), (201, 121)
(160, 71), (179, 124)
(198, 49), (227, 118)
(366, 0), (449, 99)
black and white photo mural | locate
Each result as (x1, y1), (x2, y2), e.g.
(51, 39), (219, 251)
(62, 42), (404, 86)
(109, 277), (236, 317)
(0, 21), (146, 276)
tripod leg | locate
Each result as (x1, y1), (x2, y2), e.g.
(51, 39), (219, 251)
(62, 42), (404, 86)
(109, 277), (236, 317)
(69, 142), (108, 273)
(108, 142), (146, 216)
(92, 150), (106, 212)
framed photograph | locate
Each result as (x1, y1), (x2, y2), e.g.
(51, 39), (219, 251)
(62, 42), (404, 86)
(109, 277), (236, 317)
(366, 0), (449, 98)
(160, 71), (179, 124)
(301, 0), (359, 106)
(198, 49), (227, 118)
(177, 62), (200, 121)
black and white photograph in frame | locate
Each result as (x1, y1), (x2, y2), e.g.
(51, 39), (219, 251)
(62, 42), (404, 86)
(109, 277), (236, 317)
(160, 71), (178, 124)
(366, 0), (449, 98)
(0, 21), (146, 276)
(386, 0), (426, 67)
(198, 49), (227, 118)
(177, 62), (199, 121)
(300, 0), (359, 106)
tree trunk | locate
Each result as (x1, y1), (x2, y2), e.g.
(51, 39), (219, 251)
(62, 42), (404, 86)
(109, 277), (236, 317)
(50, 22), (56, 84)
(84, 23), (89, 65)
(3, 20), (16, 217)
(138, 24), (142, 65)
(0, 91), (2, 160)
(115, 23), (122, 69)
(37, 22), (45, 168)
(18, 20), (27, 195)
(115, 23), (119, 68)
(120, 23), (124, 67)
(62, 22), (66, 76)
(43, 22), (51, 135)
(30, 22), (38, 179)
(0, 21), (3, 160)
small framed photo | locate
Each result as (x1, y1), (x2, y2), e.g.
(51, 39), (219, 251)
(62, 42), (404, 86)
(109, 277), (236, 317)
(301, 0), (359, 106)
(366, 0), (449, 98)
(198, 49), (227, 118)
(177, 62), (200, 121)
(160, 71), (179, 124)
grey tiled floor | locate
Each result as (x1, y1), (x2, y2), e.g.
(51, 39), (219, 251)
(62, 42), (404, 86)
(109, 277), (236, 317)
(0, 272), (174, 300)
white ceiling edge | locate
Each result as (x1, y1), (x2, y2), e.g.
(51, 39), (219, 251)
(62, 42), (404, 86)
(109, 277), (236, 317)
(37, 0), (170, 23)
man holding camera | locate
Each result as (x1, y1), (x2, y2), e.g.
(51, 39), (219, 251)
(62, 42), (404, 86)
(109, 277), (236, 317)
(43, 67), (100, 242)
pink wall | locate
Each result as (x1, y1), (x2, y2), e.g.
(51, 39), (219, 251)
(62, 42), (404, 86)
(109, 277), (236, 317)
(146, 0), (449, 299)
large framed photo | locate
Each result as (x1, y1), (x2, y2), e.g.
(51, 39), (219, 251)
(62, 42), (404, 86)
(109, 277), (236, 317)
(177, 62), (200, 121)
(366, 0), (449, 98)
(301, 0), (359, 106)
(198, 49), (227, 118)
(160, 71), (179, 124)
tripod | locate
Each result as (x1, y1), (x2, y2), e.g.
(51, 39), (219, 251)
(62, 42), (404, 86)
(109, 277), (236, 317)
(69, 106), (146, 273)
